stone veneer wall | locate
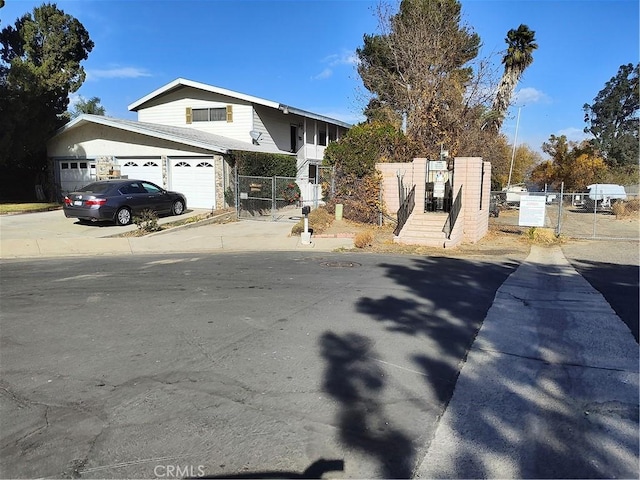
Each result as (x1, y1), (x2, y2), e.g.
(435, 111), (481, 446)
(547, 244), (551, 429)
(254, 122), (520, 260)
(214, 155), (226, 209)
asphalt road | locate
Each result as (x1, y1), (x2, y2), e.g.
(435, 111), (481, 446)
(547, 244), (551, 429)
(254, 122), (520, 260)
(0, 251), (524, 479)
(561, 240), (639, 342)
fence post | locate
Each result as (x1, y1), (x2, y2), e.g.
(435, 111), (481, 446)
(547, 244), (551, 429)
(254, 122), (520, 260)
(234, 166), (239, 219)
(592, 184), (598, 238)
(556, 182), (564, 236)
(272, 176), (276, 220)
(379, 180), (383, 227)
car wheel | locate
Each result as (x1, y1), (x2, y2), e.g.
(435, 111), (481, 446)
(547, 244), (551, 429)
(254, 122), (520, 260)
(115, 207), (132, 226)
(172, 199), (185, 216)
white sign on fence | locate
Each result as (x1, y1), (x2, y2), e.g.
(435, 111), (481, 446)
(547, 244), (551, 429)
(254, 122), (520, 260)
(518, 195), (546, 227)
(429, 161), (447, 171)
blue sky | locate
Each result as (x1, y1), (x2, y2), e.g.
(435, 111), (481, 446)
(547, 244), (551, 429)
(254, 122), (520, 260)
(2, 0), (638, 158)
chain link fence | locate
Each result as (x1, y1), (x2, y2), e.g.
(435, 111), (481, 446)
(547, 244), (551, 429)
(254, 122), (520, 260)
(491, 190), (639, 240)
(236, 174), (300, 221)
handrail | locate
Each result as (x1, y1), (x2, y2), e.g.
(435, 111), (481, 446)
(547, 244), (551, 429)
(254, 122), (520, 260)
(393, 184), (416, 236)
(443, 185), (462, 239)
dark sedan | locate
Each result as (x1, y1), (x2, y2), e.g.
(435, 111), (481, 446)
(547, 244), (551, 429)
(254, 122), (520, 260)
(63, 179), (187, 225)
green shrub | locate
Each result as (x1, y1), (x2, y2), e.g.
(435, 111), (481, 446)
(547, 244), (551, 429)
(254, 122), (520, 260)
(224, 186), (236, 207)
(231, 151), (297, 177)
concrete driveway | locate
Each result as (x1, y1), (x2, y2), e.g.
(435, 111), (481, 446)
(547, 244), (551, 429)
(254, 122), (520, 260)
(0, 208), (210, 240)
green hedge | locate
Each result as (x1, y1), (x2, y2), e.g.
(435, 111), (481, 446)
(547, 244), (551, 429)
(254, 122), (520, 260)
(230, 151), (297, 177)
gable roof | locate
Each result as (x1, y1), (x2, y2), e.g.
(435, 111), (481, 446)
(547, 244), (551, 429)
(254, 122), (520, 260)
(128, 78), (352, 129)
(49, 114), (293, 155)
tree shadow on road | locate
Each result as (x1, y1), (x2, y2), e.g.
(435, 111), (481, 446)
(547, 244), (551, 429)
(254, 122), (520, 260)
(319, 331), (415, 479)
(318, 253), (638, 479)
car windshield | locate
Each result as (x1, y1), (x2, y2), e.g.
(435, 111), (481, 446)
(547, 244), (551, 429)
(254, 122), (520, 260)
(78, 183), (112, 194)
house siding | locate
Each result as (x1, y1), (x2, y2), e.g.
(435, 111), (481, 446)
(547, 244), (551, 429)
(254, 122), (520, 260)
(136, 87), (254, 144)
(48, 123), (217, 158)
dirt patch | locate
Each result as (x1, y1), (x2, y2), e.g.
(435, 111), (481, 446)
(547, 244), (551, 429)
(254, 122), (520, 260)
(116, 208), (237, 237)
(313, 217), (533, 258)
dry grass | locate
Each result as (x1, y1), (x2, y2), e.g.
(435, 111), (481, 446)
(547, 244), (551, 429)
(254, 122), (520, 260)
(526, 227), (562, 244)
(612, 199), (640, 218)
(354, 230), (375, 248)
(291, 207), (334, 235)
(0, 203), (60, 214)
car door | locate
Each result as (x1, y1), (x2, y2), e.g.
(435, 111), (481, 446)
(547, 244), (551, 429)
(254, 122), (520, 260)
(119, 181), (149, 215)
(141, 181), (173, 214)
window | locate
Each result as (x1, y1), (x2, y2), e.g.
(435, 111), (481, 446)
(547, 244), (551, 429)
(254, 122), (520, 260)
(61, 163), (69, 169)
(196, 162), (213, 168)
(143, 161), (159, 167)
(309, 164), (318, 183)
(124, 161), (138, 167)
(120, 183), (145, 195)
(141, 182), (162, 193)
(318, 129), (327, 146)
(192, 107), (230, 122)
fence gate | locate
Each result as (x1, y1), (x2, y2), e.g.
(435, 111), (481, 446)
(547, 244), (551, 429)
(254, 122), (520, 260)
(236, 173), (300, 221)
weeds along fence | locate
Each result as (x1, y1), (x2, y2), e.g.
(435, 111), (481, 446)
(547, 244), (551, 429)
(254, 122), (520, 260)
(491, 190), (639, 241)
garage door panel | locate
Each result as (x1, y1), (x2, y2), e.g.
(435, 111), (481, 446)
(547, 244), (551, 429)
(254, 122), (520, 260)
(170, 159), (215, 209)
(118, 159), (163, 187)
(59, 160), (94, 192)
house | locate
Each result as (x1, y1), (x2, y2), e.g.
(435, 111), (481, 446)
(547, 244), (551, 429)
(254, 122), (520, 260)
(47, 78), (351, 209)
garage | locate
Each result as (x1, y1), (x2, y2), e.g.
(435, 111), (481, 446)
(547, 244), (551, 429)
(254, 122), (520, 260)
(59, 160), (94, 193)
(169, 158), (216, 209)
(117, 158), (163, 186)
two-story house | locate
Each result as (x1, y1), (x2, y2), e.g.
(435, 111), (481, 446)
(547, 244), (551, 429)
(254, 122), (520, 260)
(46, 78), (351, 209)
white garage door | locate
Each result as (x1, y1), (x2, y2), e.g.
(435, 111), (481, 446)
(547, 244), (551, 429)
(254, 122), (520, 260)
(169, 159), (216, 209)
(59, 160), (95, 193)
(118, 159), (163, 187)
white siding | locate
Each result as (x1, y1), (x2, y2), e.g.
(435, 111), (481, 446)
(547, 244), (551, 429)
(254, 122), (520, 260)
(252, 106), (303, 154)
(136, 87), (254, 143)
(48, 123), (216, 157)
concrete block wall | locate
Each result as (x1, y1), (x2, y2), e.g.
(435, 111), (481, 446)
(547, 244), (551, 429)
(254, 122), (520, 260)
(376, 157), (490, 247)
(377, 161), (422, 214)
(454, 157), (491, 244)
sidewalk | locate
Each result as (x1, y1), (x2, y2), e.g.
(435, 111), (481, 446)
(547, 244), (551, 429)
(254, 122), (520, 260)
(0, 216), (355, 259)
(416, 245), (639, 479)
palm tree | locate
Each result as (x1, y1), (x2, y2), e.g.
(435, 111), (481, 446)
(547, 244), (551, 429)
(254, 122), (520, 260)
(490, 24), (538, 131)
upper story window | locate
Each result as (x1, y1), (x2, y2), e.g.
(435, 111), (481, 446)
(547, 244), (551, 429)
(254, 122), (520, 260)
(328, 126), (337, 143)
(318, 129), (327, 146)
(186, 105), (233, 124)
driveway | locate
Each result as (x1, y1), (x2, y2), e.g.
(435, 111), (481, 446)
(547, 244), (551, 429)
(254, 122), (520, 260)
(0, 208), (209, 240)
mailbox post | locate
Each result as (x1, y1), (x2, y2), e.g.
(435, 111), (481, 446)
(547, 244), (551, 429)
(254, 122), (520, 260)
(301, 206), (311, 245)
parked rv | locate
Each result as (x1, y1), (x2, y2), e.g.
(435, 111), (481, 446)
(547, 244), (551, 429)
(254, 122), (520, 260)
(502, 184), (528, 205)
(583, 184), (627, 210)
